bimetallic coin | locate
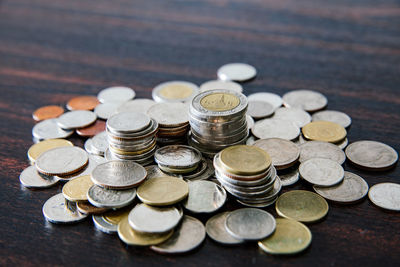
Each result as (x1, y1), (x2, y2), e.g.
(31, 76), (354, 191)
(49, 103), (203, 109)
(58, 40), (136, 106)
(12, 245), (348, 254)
(258, 218), (312, 255)
(183, 180), (227, 213)
(147, 103), (189, 127)
(272, 107), (311, 128)
(19, 165), (59, 188)
(278, 168), (299, 187)
(312, 110), (352, 128)
(94, 102), (121, 120)
(42, 193), (88, 224)
(107, 112), (151, 133)
(57, 110), (97, 130)
(217, 63), (257, 82)
(152, 81), (199, 103)
(87, 185), (136, 208)
(276, 190), (329, 223)
(62, 175), (94, 202)
(282, 90), (327, 112)
(200, 80), (243, 93)
(93, 215), (118, 234)
(225, 208), (276, 241)
(76, 120), (106, 137)
(368, 183), (400, 211)
(97, 86), (135, 103)
(155, 145), (202, 169)
(33, 105), (64, 121)
(253, 138), (299, 170)
(27, 138), (73, 163)
(299, 158), (344, 187)
(76, 201), (109, 215)
(252, 119), (300, 141)
(247, 101), (275, 120)
(32, 119), (73, 140)
(67, 96), (99, 110)
(299, 141), (346, 165)
(247, 92), (283, 110)
(302, 121), (347, 143)
(205, 212), (243, 245)
(116, 98), (156, 114)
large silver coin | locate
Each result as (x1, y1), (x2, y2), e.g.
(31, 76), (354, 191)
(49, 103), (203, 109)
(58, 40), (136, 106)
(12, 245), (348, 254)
(217, 63), (257, 82)
(107, 112), (151, 133)
(299, 158), (344, 186)
(278, 168), (299, 187)
(36, 146), (88, 176)
(91, 161), (147, 189)
(92, 215), (118, 234)
(32, 119), (73, 140)
(87, 185), (136, 208)
(57, 110), (97, 129)
(57, 154), (107, 181)
(42, 193), (88, 224)
(345, 140), (398, 171)
(97, 86), (135, 103)
(94, 102), (121, 120)
(282, 89), (327, 112)
(272, 107), (311, 128)
(314, 171), (369, 203)
(206, 212), (243, 245)
(247, 101), (275, 119)
(147, 103), (189, 127)
(19, 165), (59, 188)
(116, 99), (156, 114)
(247, 92), (282, 110)
(150, 215), (206, 254)
(312, 110), (352, 128)
(300, 141), (346, 165)
(155, 145), (202, 169)
(91, 131), (108, 155)
(183, 180), (227, 213)
(252, 119), (300, 140)
(152, 81), (199, 103)
(368, 183), (400, 211)
(200, 80), (243, 93)
(128, 204), (182, 234)
(225, 208), (276, 241)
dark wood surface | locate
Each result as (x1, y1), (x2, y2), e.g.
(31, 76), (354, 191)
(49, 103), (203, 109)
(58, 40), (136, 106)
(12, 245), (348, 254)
(1, 0), (399, 266)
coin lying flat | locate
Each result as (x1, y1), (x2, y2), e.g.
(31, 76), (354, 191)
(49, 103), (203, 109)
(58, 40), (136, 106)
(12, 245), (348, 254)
(282, 90), (327, 112)
(217, 63), (257, 82)
(33, 105), (64, 121)
(32, 119), (74, 140)
(258, 218), (312, 255)
(87, 185), (136, 208)
(94, 102), (121, 120)
(19, 165), (59, 188)
(97, 86), (136, 103)
(67, 96), (100, 110)
(299, 141), (346, 165)
(155, 145), (202, 169)
(107, 112), (151, 133)
(272, 107), (311, 128)
(276, 190), (329, 223)
(152, 81), (199, 103)
(312, 110), (352, 128)
(247, 101), (275, 119)
(93, 215), (118, 234)
(247, 92), (282, 110)
(147, 103), (189, 127)
(252, 119), (300, 141)
(314, 172), (369, 203)
(116, 99), (156, 114)
(368, 183), (400, 211)
(27, 138), (73, 163)
(62, 175), (94, 201)
(42, 193), (88, 224)
(345, 140), (398, 171)
(57, 110), (97, 130)
(302, 121), (347, 143)
(225, 208), (276, 241)
(183, 180), (227, 213)
(299, 158), (344, 187)
(76, 120), (106, 137)
(150, 215), (206, 254)
(200, 80), (243, 93)
(278, 168), (299, 187)
(206, 212), (243, 245)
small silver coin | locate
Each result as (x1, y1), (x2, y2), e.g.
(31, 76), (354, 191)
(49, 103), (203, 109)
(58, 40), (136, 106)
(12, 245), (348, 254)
(183, 180), (227, 213)
(225, 208), (276, 241)
(299, 158), (344, 187)
(147, 102), (189, 127)
(42, 193), (88, 224)
(217, 63), (257, 82)
(152, 81), (199, 103)
(87, 185), (136, 208)
(246, 115), (254, 130)
(247, 92), (283, 110)
(272, 107), (311, 128)
(19, 165), (59, 188)
(200, 80), (243, 93)
(368, 183), (400, 211)
(155, 145), (202, 169)
(107, 112), (151, 133)
(94, 102), (121, 120)
(97, 86), (135, 103)
(91, 161), (147, 189)
(128, 204), (183, 234)
(247, 101), (275, 119)
(150, 215), (206, 254)
(314, 171), (369, 203)
(300, 141), (346, 165)
(32, 119), (73, 140)
(278, 168), (299, 187)
(206, 212), (243, 245)
(91, 131), (108, 155)
(92, 215), (118, 234)
(282, 89), (327, 112)
(312, 110), (352, 128)
(57, 110), (97, 129)
(116, 98), (156, 114)
(252, 119), (300, 140)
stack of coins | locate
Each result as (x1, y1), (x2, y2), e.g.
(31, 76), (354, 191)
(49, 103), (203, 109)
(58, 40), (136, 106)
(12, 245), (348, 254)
(105, 112), (158, 166)
(189, 89), (248, 157)
(214, 145), (281, 207)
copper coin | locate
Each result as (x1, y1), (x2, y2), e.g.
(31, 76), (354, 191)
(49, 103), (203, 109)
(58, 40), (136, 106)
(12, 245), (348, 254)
(67, 96), (100, 110)
(32, 105), (64, 121)
(76, 201), (109, 214)
(76, 120), (106, 137)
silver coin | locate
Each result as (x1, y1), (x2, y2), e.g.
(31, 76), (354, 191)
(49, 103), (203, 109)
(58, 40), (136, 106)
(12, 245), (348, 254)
(87, 185), (136, 208)
(246, 135), (257, 145)
(252, 119), (300, 140)
(368, 183), (400, 211)
(57, 154), (107, 181)
(19, 165), (59, 188)
(97, 86), (135, 103)
(200, 80), (243, 93)
(205, 212), (243, 245)
(246, 115), (254, 130)
(150, 215), (206, 254)
(107, 112), (151, 133)
(36, 146), (88, 176)
(84, 138), (97, 155)
(145, 165), (174, 179)
(314, 171), (369, 203)
(93, 215), (118, 234)
(272, 107), (311, 128)
(217, 63), (256, 82)
(91, 160), (147, 189)
(94, 102), (121, 120)
(116, 98), (156, 114)
(247, 101), (275, 119)
(300, 141), (346, 165)
(236, 196), (278, 208)
(183, 180), (226, 213)
(147, 103), (189, 127)
(312, 110), (352, 128)
(152, 81), (199, 103)
(282, 89), (327, 112)
(90, 131), (108, 155)
(336, 137), (348, 150)
(299, 158), (344, 187)
(247, 92), (282, 110)
(345, 140), (398, 171)
(57, 110), (97, 129)
(32, 119), (73, 140)
(128, 204), (183, 234)
(278, 168), (299, 187)
(225, 208), (276, 241)
(185, 159), (215, 181)
(42, 193), (88, 224)
(155, 145), (202, 169)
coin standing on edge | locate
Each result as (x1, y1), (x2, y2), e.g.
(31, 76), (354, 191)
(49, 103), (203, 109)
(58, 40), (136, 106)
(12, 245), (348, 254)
(299, 158), (344, 187)
(42, 193), (88, 224)
(217, 63), (257, 82)
(368, 183), (400, 211)
(206, 212), (243, 245)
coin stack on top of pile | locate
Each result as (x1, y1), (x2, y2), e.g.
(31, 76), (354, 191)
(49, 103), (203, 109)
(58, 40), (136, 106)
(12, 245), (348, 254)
(105, 112), (158, 166)
(189, 89), (248, 157)
(214, 145), (281, 207)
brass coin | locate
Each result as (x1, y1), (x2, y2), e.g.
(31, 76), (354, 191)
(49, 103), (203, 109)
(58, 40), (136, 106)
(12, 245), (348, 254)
(302, 121), (346, 143)
(103, 207), (131, 225)
(276, 190), (329, 223)
(76, 120), (106, 137)
(160, 83), (194, 99)
(137, 177), (189, 206)
(32, 105), (64, 121)
(67, 95), (100, 110)
(258, 218), (312, 255)
(200, 92), (240, 112)
(62, 175), (94, 201)
(76, 201), (109, 214)
(27, 138), (73, 162)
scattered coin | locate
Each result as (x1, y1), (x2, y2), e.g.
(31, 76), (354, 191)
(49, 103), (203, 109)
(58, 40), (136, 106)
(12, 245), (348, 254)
(147, 103), (189, 127)
(152, 81), (199, 103)
(27, 138), (73, 163)
(116, 99), (156, 114)
(32, 119), (73, 140)
(205, 212), (243, 245)
(312, 110), (352, 128)
(200, 80), (243, 93)
(247, 92), (282, 110)
(183, 180), (227, 213)
(103, 208), (131, 225)
(87, 185), (136, 209)
(278, 168), (300, 187)
(67, 96), (100, 110)
(94, 102), (121, 120)
(272, 107), (311, 128)
(302, 121), (347, 143)
(145, 165), (174, 179)
(252, 119), (300, 141)
(247, 101), (275, 119)
(19, 165), (59, 188)
(299, 141), (346, 165)
(76, 120), (106, 137)
(76, 201), (109, 215)
(93, 215), (118, 234)
(282, 90), (327, 112)
(57, 110), (97, 130)
(368, 183), (400, 211)
(97, 86), (136, 103)
(90, 131), (108, 156)
(217, 63), (257, 82)
(299, 158), (344, 187)
(62, 175), (94, 201)
(42, 193), (88, 224)
(33, 105), (64, 121)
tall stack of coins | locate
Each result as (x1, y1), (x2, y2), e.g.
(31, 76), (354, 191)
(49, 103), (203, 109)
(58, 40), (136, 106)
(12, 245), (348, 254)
(189, 89), (248, 157)
(105, 112), (158, 166)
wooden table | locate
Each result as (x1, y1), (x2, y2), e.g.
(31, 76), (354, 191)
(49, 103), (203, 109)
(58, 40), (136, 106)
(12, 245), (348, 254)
(0, 0), (399, 266)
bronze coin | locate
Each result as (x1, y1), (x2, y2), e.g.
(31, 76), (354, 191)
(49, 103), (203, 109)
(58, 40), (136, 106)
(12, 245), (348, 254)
(67, 96), (100, 110)
(76, 201), (109, 214)
(32, 105), (64, 121)
(76, 120), (106, 137)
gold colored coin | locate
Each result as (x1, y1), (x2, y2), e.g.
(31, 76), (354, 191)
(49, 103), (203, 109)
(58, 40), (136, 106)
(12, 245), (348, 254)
(258, 218), (312, 255)
(137, 177), (189, 206)
(302, 121), (346, 143)
(159, 84), (194, 99)
(27, 139), (73, 162)
(118, 216), (174, 246)
(219, 145), (271, 175)
(200, 92), (240, 111)
(276, 190), (329, 223)
(62, 175), (94, 201)
(110, 141), (156, 155)
(103, 207), (131, 225)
